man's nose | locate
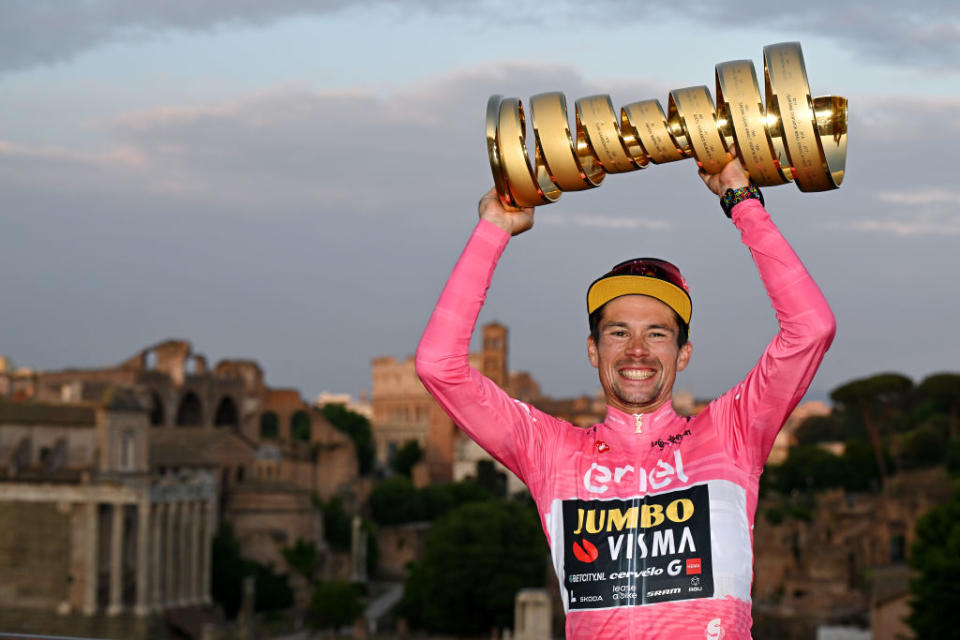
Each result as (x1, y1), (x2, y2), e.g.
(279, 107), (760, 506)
(625, 335), (649, 356)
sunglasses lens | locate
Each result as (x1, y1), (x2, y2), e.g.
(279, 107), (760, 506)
(610, 259), (686, 291)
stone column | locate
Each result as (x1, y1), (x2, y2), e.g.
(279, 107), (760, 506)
(107, 503), (124, 616)
(202, 498), (215, 604)
(181, 501), (194, 605)
(82, 501), (99, 615)
(191, 501), (203, 604)
(150, 503), (162, 612)
(134, 500), (151, 616)
(165, 501), (177, 609)
(178, 501), (190, 607)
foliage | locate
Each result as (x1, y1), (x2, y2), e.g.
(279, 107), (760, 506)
(211, 525), (294, 619)
(319, 403), (375, 474)
(830, 372), (914, 483)
(948, 439), (960, 475)
(368, 476), (493, 525)
(475, 459), (508, 497)
(282, 538), (320, 582)
(308, 580), (365, 630)
(794, 414), (843, 445)
(898, 421), (948, 470)
(916, 373), (960, 438)
(250, 562), (294, 613)
(363, 519), (380, 577)
(402, 498), (547, 634)
(211, 525), (248, 619)
(908, 483), (960, 638)
(391, 439), (423, 478)
(830, 372), (914, 409)
(315, 494), (353, 552)
(368, 476), (419, 525)
(766, 440), (883, 496)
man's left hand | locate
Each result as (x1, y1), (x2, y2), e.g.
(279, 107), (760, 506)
(699, 146), (751, 195)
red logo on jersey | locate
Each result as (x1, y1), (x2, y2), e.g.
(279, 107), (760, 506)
(686, 558), (702, 574)
(595, 440), (610, 453)
(572, 539), (599, 563)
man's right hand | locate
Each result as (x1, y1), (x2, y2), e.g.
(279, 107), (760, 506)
(478, 188), (535, 236)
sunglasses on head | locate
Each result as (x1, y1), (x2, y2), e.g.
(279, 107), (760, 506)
(608, 258), (688, 293)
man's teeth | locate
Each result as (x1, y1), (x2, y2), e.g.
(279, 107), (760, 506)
(620, 369), (654, 380)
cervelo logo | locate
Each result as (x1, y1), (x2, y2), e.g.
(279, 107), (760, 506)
(705, 618), (724, 640)
(583, 449), (688, 494)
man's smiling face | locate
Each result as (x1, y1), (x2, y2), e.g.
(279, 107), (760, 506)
(587, 294), (692, 415)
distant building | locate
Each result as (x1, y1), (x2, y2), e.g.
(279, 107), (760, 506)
(0, 391), (215, 630)
(753, 467), (951, 633)
(371, 323), (530, 486)
(315, 391), (372, 420)
(0, 339), (360, 636)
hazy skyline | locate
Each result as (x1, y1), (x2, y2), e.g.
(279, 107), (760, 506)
(1, 1), (958, 403)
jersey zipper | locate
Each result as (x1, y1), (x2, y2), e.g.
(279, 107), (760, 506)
(634, 413), (643, 434)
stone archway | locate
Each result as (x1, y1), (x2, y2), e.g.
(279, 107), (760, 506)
(213, 396), (239, 428)
(175, 391), (203, 426)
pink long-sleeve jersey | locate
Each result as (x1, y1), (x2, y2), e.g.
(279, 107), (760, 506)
(415, 199), (836, 639)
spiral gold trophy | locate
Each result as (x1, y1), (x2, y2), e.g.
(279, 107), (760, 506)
(486, 42), (847, 208)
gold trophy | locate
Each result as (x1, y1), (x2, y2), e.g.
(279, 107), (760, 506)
(486, 42), (847, 208)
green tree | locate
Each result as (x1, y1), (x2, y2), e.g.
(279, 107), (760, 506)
(391, 439), (423, 477)
(211, 525), (294, 618)
(840, 439), (883, 492)
(283, 538), (320, 583)
(309, 581), (365, 630)
(319, 403), (375, 474)
(315, 494), (352, 552)
(772, 445), (845, 493)
(831, 372), (913, 485)
(211, 525), (248, 619)
(794, 413), (861, 445)
(368, 477), (494, 525)
(898, 422), (948, 470)
(916, 372), (960, 439)
(947, 439), (960, 475)
(402, 499), (546, 635)
(251, 562), (294, 613)
(908, 483), (960, 637)
(369, 475), (421, 524)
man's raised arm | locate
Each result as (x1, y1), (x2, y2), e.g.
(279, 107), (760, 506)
(414, 190), (550, 482)
(701, 152), (837, 471)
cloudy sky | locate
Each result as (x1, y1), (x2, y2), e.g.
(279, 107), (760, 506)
(1, 1), (957, 405)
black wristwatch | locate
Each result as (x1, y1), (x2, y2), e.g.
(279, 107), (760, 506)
(720, 184), (764, 218)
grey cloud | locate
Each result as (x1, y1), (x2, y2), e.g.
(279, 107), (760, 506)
(0, 0), (481, 73)
(626, 0), (960, 68)
(2, 0), (958, 74)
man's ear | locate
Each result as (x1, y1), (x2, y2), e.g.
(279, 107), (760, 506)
(677, 341), (692, 372)
(587, 335), (599, 369)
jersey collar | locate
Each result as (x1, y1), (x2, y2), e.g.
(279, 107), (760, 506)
(602, 400), (678, 433)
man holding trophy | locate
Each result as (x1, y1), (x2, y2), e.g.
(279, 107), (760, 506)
(415, 144), (836, 637)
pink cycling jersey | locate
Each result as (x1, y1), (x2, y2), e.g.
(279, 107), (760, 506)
(415, 199), (836, 639)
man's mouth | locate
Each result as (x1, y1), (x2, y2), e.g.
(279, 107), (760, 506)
(619, 368), (655, 381)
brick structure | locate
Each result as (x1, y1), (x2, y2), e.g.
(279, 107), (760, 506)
(0, 339), (360, 635)
(371, 323), (512, 483)
(0, 394), (216, 627)
(752, 467), (952, 631)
